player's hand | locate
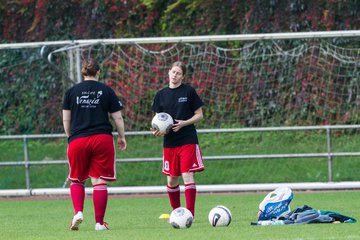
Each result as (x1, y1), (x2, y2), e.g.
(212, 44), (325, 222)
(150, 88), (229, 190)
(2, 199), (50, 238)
(117, 137), (127, 151)
(150, 128), (165, 137)
(172, 120), (186, 132)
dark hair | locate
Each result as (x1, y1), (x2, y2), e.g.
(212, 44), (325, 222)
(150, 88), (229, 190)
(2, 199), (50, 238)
(81, 58), (100, 77)
(171, 61), (186, 76)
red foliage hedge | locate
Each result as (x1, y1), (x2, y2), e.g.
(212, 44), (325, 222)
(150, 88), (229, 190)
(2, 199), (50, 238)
(1, 0), (359, 43)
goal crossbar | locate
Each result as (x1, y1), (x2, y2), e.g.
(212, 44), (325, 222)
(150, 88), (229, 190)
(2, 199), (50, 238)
(1, 30), (360, 49)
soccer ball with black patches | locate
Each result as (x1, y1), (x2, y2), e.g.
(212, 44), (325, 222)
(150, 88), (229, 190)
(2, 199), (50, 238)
(169, 207), (193, 229)
(208, 205), (232, 227)
(151, 112), (174, 134)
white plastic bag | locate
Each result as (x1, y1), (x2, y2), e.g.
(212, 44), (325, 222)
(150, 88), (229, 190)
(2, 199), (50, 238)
(258, 187), (293, 220)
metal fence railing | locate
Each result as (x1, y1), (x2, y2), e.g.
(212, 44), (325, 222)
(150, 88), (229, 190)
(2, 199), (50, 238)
(1, 125), (360, 191)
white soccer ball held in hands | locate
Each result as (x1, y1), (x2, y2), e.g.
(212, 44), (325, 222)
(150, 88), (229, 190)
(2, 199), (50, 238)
(151, 112), (174, 134)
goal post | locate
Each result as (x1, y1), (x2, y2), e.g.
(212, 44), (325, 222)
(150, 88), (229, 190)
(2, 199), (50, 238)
(1, 30), (359, 48)
(33, 30), (360, 131)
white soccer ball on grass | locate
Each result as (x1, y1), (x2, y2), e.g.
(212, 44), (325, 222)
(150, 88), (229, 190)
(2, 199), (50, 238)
(151, 112), (174, 134)
(169, 207), (193, 229)
(208, 205), (232, 227)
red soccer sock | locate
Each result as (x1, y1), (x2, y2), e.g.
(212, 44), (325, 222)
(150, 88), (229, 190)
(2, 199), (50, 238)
(167, 185), (181, 210)
(185, 183), (197, 217)
(70, 182), (85, 214)
(93, 183), (108, 224)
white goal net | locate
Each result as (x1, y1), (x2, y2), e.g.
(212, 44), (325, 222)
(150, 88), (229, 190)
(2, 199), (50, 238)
(48, 32), (360, 131)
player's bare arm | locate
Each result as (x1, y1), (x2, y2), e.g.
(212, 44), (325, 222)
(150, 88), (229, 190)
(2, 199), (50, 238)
(62, 110), (71, 137)
(173, 107), (203, 132)
(111, 110), (127, 151)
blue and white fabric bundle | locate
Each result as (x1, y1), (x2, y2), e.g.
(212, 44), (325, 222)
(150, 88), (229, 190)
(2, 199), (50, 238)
(253, 187), (356, 226)
(257, 187), (293, 221)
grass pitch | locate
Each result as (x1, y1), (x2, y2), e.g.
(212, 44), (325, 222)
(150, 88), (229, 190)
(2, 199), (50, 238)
(1, 190), (360, 240)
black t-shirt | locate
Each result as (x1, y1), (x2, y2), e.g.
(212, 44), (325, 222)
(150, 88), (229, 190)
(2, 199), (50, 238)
(62, 80), (123, 142)
(151, 84), (204, 147)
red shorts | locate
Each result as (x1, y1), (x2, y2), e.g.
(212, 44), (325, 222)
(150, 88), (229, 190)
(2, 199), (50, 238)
(162, 144), (204, 177)
(67, 134), (116, 183)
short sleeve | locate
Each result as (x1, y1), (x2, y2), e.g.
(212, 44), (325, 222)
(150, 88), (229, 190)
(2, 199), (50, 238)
(151, 91), (161, 113)
(108, 87), (123, 113)
(62, 90), (71, 110)
(190, 87), (204, 112)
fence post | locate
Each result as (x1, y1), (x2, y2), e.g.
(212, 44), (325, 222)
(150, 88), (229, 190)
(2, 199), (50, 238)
(75, 47), (82, 83)
(68, 49), (75, 82)
(23, 136), (31, 190)
(326, 127), (333, 182)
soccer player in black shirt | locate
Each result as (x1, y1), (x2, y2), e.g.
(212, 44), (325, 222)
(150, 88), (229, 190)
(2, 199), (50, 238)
(62, 58), (126, 231)
(151, 61), (205, 219)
